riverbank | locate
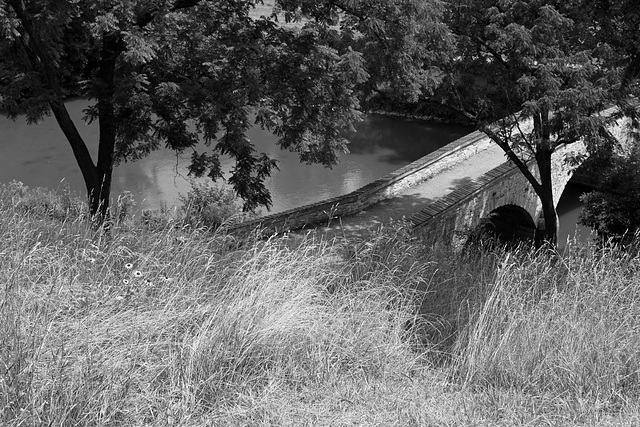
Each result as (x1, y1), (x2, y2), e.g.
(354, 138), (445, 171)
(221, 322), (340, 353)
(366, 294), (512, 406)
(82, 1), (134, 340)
(365, 97), (473, 125)
(2, 182), (640, 426)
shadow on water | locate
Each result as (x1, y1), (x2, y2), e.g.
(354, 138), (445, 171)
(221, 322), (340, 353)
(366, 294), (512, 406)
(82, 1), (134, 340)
(557, 182), (595, 249)
(347, 115), (473, 165)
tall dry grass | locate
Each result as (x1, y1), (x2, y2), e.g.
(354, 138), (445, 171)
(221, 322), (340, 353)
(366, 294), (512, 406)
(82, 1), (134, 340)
(0, 182), (434, 426)
(3, 181), (640, 425)
(453, 243), (640, 416)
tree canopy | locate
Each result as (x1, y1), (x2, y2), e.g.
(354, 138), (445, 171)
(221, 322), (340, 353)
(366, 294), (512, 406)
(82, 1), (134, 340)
(580, 146), (640, 246)
(434, 0), (640, 244)
(0, 0), (447, 219)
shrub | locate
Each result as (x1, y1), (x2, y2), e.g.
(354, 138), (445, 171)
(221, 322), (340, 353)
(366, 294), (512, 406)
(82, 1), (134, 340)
(0, 180), (86, 221)
(580, 146), (640, 246)
(178, 180), (257, 230)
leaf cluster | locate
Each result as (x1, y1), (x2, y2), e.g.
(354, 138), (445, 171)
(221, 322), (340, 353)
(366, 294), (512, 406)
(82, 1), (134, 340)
(440, 0), (628, 129)
(580, 145), (640, 246)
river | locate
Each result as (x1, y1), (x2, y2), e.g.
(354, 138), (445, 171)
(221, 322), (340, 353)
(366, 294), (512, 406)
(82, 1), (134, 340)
(1, 99), (591, 244)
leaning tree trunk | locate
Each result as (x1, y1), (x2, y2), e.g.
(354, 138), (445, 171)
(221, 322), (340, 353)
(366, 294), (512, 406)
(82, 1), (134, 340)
(49, 100), (99, 196)
(51, 97), (113, 223)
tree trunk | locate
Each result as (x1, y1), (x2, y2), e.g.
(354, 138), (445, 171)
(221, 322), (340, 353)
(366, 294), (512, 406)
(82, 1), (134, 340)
(481, 124), (558, 246)
(87, 170), (111, 222)
(534, 146), (558, 246)
(49, 33), (120, 223)
(9, 1), (119, 223)
(51, 96), (112, 222)
(87, 33), (122, 222)
(49, 100), (99, 197)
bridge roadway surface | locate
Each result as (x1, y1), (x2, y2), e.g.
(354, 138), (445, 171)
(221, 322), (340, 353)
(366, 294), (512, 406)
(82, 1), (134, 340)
(307, 142), (509, 243)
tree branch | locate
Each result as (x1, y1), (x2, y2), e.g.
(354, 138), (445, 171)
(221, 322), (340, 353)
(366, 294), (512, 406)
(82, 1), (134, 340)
(513, 113), (536, 155)
(469, 34), (510, 70)
(135, 0), (203, 28)
(480, 124), (543, 194)
(325, 0), (389, 48)
(450, 20), (510, 70)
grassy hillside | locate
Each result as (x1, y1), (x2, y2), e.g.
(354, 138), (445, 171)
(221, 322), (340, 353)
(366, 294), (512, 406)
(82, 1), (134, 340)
(2, 181), (640, 426)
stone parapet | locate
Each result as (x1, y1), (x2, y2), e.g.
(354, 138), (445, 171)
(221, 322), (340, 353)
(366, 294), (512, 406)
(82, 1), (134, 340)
(228, 128), (493, 234)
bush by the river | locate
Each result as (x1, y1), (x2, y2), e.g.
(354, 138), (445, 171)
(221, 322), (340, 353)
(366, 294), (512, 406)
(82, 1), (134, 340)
(581, 146), (640, 248)
(2, 182), (640, 426)
(178, 180), (258, 230)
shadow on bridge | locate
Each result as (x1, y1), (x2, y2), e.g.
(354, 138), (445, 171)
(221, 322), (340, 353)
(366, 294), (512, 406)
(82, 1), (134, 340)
(313, 172), (539, 248)
(311, 174), (490, 244)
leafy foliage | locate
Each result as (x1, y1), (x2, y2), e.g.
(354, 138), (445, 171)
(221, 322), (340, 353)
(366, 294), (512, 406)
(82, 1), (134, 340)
(0, 0), (448, 220)
(3, 0), (637, 241)
(436, 0), (640, 244)
(580, 146), (640, 246)
(178, 180), (255, 230)
(2, 180), (86, 221)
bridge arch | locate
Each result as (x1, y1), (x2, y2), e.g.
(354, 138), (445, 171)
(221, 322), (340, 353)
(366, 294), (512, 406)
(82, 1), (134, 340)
(472, 204), (537, 244)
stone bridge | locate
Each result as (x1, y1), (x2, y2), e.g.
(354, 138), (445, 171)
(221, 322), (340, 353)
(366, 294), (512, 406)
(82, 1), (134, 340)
(411, 141), (588, 243)
(230, 106), (631, 244)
